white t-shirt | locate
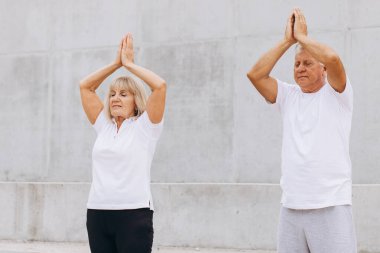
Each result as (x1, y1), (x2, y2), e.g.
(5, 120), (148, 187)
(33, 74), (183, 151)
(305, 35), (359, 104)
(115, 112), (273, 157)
(87, 111), (163, 210)
(274, 77), (353, 209)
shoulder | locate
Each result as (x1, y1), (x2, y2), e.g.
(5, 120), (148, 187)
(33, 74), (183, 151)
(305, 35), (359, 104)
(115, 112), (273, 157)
(92, 110), (112, 133)
(276, 78), (300, 97)
(325, 75), (353, 111)
(276, 79), (298, 90)
(135, 111), (164, 140)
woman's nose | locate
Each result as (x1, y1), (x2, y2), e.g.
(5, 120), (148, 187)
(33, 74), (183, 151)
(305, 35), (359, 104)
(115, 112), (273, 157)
(111, 95), (120, 101)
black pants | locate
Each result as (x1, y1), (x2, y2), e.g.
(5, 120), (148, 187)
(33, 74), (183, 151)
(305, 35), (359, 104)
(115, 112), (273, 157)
(86, 208), (154, 253)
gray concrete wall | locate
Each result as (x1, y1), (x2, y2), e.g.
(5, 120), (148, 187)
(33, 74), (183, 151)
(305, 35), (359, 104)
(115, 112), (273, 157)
(1, 0), (380, 252)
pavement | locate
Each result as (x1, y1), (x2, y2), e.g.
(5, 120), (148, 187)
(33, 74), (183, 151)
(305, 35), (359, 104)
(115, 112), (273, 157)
(0, 241), (275, 253)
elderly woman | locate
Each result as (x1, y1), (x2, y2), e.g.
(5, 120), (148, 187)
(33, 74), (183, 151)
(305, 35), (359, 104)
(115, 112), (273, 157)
(79, 33), (166, 253)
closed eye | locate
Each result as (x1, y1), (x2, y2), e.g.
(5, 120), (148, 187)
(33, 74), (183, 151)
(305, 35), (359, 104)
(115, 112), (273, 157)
(304, 61), (313, 66)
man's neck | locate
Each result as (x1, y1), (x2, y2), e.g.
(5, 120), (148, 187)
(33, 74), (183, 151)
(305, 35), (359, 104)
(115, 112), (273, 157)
(300, 82), (324, 93)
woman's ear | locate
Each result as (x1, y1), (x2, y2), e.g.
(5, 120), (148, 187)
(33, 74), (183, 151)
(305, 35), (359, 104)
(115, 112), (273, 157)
(134, 107), (138, 116)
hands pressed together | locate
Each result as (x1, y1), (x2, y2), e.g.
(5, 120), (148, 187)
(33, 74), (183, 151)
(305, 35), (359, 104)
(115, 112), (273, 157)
(115, 33), (135, 68)
(285, 8), (308, 45)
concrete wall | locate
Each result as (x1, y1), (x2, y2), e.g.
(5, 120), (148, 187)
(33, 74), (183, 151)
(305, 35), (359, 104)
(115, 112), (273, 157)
(0, 0), (380, 252)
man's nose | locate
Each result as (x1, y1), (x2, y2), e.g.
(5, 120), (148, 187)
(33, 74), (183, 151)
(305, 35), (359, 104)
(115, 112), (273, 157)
(297, 65), (306, 72)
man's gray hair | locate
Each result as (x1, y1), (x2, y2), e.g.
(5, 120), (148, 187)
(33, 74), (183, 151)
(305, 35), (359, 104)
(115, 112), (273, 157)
(294, 43), (304, 55)
(294, 43), (327, 81)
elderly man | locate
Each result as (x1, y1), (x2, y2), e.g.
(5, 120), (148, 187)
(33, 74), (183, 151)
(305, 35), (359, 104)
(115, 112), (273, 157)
(247, 8), (356, 253)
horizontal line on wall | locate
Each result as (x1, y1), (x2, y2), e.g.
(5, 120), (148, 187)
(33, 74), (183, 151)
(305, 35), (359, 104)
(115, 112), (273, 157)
(348, 25), (380, 31)
(0, 182), (379, 187)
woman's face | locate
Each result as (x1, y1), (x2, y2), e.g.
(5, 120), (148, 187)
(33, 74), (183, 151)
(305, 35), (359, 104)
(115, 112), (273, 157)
(109, 88), (136, 119)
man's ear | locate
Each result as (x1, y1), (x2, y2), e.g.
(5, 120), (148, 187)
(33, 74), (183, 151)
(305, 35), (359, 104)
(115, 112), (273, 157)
(321, 65), (327, 78)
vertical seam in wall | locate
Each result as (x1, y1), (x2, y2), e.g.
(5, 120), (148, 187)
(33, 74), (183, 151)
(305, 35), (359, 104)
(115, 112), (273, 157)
(14, 184), (23, 239)
(346, 29), (352, 75)
(45, 56), (53, 180)
(345, 0), (352, 75)
(343, 0), (351, 69)
(44, 4), (54, 180)
(231, 0), (239, 183)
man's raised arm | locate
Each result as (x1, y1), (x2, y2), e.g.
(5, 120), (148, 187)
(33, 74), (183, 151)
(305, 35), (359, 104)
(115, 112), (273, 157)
(247, 13), (297, 103)
(293, 8), (346, 93)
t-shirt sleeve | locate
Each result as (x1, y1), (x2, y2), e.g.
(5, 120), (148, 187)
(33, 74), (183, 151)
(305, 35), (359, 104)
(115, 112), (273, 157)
(273, 79), (292, 113)
(92, 110), (108, 134)
(137, 111), (164, 140)
(331, 76), (353, 111)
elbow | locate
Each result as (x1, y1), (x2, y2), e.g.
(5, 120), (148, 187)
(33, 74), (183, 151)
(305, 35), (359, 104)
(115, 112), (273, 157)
(247, 71), (260, 85)
(79, 79), (94, 92)
(158, 81), (167, 92)
(247, 72), (254, 82)
(325, 52), (340, 65)
(79, 80), (87, 90)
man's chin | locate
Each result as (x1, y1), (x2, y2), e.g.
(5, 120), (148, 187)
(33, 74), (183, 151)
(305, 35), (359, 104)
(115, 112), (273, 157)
(296, 80), (309, 87)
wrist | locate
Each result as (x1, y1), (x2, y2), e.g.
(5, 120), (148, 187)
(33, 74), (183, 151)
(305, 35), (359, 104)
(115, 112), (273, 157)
(282, 39), (295, 48)
(111, 61), (122, 68)
(295, 34), (308, 44)
(123, 62), (134, 70)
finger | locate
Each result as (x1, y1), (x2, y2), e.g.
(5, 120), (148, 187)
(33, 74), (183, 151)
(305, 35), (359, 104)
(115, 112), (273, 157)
(122, 36), (127, 50)
(301, 16), (306, 24)
(287, 16), (293, 29)
(290, 13), (295, 26)
(299, 10), (306, 24)
(297, 8), (305, 23)
(293, 8), (299, 21)
(290, 12), (295, 19)
(126, 34), (130, 49)
(127, 33), (133, 50)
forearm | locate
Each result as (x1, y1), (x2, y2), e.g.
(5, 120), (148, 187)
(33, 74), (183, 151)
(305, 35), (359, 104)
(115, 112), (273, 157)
(80, 62), (120, 91)
(248, 39), (294, 82)
(124, 63), (166, 90)
(297, 36), (339, 66)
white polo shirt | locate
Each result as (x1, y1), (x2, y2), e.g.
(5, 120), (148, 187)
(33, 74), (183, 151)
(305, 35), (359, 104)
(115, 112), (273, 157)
(274, 77), (353, 209)
(87, 111), (163, 210)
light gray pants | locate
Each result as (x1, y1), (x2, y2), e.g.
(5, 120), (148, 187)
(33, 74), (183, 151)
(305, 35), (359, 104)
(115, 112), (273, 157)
(277, 205), (357, 253)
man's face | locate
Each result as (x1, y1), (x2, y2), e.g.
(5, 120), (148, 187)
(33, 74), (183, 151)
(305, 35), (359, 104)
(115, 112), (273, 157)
(294, 50), (326, 91)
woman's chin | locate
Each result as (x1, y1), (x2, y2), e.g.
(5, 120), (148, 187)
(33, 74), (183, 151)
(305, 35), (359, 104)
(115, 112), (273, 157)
(110, 112), (122, 118)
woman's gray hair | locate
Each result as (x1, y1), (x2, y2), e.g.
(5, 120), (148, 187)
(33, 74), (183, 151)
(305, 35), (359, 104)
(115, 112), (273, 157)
(104, 76), (148, 120)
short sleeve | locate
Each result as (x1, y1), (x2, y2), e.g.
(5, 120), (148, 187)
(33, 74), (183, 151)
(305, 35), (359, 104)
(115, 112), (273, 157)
(137, 111), (164, 140)
(92, 110), (108, 134)
(273, 79), (293, 113)
(331, 76), (353, 112)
